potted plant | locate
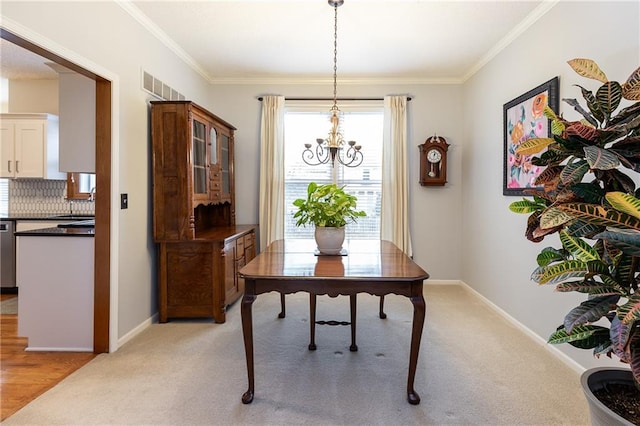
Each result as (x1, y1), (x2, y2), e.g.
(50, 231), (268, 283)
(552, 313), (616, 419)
(509, 58), (640, 425)
(293, 182), (366, 254)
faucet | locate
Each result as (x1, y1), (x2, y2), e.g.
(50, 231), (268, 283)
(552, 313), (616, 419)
(89, 187), (96, 202)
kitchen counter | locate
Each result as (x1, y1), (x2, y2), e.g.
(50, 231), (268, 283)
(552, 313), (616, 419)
(14, 226), (95, 237)
(0, 213), (94, 221)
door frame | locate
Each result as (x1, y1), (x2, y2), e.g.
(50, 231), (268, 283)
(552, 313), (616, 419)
(1, 28), (112, 353)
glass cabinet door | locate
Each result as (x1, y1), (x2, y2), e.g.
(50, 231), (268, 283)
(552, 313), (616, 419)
(221, 134), (230, 195)
(192, 118), (207, 196)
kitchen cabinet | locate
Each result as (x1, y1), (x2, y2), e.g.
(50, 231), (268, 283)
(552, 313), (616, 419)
(0, 113), (65, 179)
(57, 71), (96, 173)
(151, 101), (257, 323)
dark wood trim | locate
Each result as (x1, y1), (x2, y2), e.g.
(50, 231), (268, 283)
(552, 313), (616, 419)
(1, 28), (99, 81)
(1, 31), (112, 354)
(94, 78), (111, 353)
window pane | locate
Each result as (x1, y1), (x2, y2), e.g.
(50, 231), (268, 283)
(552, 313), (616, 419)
(284, 109), (383, 240)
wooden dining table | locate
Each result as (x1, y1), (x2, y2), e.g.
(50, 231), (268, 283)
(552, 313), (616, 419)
(238, 239), (429, 405)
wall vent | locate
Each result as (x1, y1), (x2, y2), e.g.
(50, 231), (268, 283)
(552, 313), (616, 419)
(142, 70), (186, 101)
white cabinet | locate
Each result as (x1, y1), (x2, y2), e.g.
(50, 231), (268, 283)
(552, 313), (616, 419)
(0, 113), (65, 179)
(58, 72), (95, 173)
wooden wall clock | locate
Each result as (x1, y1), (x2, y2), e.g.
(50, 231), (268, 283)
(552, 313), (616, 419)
(419, 135), (449, 186)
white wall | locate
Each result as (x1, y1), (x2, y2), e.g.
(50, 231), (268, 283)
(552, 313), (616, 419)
(208, 83), (463, 278)
(462, 1), (640, 370)
(8, 79), (58, 113)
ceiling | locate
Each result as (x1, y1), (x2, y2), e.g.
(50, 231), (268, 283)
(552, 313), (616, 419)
(1, 0), (554, 84)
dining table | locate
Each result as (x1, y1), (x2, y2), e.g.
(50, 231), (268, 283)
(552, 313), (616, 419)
(238, 238), (429, 405)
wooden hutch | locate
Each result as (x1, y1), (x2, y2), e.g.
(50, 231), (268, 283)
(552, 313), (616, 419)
(151, 101), (257, 323)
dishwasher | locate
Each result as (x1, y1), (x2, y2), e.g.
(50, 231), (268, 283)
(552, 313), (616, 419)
(0, 220), (16, 288)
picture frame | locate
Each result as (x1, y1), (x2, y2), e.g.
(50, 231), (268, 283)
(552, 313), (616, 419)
(503, 76), (559, 196)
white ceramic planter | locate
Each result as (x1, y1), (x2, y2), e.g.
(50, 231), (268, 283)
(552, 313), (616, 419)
(314, 226), (345, 255)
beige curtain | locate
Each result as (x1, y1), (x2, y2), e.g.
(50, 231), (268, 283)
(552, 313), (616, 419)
(381, 95), (412, 256)
(258, 95), (285, 248)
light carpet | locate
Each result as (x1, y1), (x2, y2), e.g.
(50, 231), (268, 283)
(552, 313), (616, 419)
(3, 285), (590, 425)
(0, 296), (18, 315)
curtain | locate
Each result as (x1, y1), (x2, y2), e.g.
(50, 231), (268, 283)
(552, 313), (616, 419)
(258, 95), (285, 248)
(381, 95), (412, 256)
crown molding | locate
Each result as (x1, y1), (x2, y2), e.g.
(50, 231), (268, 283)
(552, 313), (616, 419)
(116, 0), (212, 82)
(462, 0), (559, 82)
(118, 0), (558, 87)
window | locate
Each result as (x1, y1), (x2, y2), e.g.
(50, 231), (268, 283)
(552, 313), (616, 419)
(66, 173), (96, 200)
(284, 102), (383, 239)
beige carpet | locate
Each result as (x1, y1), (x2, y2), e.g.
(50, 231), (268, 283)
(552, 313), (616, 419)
(3, 286), (589, 425)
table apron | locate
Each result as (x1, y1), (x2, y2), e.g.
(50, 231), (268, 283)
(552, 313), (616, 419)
(245, 278), (423, 298)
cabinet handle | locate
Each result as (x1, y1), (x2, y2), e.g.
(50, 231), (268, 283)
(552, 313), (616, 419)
(15, 161), (19, 173)
(7, 161), (11, 173)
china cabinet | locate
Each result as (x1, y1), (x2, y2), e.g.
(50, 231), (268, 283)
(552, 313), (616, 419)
(151, 101), (257, 323)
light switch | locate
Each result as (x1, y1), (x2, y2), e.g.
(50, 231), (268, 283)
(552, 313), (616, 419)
(121, 193), (128, 209)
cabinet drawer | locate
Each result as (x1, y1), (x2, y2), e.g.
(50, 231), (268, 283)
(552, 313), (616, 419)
(236, 236), (245, 254)
(244, 232), (254, 248)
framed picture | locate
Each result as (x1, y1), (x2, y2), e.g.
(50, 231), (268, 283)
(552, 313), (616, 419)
(503, 76), (559, 196)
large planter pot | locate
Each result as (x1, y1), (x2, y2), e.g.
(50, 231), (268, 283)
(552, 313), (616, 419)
(581, 367), (635, 426)
(314, 226), (345, 255)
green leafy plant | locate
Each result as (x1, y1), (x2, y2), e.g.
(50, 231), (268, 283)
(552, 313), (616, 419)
(509, 59), (640, 385)
(293, 182), (366, 228)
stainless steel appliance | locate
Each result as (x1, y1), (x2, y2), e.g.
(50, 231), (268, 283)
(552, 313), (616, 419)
(0, 220), (16, 288)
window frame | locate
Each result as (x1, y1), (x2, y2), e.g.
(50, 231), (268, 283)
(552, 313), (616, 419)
(283, 100), (384, 240)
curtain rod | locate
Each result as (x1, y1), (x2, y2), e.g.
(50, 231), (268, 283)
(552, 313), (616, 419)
(257, 96), (412, 101)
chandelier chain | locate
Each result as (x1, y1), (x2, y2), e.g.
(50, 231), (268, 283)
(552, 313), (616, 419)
(301, 0), (363, 169)
(332, 3), (338, 111)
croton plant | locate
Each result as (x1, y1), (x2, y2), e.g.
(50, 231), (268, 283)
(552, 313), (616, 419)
(509, 59), (640, 385)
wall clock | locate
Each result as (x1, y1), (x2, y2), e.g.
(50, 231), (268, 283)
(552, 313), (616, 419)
(419, 135), (449, 186)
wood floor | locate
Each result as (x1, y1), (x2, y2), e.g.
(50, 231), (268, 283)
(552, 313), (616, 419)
(0, 294), (96, 421)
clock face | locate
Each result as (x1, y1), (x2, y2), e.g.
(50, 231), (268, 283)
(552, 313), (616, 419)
(427, 149), (442, 163)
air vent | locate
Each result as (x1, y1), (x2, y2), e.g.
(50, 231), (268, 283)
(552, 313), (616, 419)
(142, 70), (185, 101)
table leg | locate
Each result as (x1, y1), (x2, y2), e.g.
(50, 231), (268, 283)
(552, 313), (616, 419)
(407, 292), (426, 405)
(379, 295), (387, 319)
(349, 294), (358, 352)
(241, 293), (256, 404)
(309, 293), (317, 350)
(278, 293), (286, 318)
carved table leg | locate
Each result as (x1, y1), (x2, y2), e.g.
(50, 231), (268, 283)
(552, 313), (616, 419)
(379, 295), (387, 319)
(241, 292), (256, 404)
(278, 292), (286, 318)
(407, 292), (426, 405)
(309, 293), (317, 350)
(349, 294), (358, 352)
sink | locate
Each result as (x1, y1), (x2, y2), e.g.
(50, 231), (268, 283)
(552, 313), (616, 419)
(57, 219), (95, 228)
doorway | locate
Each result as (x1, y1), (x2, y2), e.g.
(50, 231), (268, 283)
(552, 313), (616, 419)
(1, 28), (112, 353)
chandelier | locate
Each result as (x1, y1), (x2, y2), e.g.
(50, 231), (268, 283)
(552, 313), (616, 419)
(302, 0), (363, 168)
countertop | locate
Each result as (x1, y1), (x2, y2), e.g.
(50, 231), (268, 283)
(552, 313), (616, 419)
(14, 226), (95, 237)
(0, 213), (95, 221)
(3, 213), (96, 237)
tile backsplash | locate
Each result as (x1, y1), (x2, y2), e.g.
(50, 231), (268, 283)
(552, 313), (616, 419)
(9, 179), (95, 215)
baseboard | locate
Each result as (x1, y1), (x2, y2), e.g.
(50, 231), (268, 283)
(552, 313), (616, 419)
(424, 279), (461, 286)
(117, 313), (158, 349)
(452, 281), (586, 375)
